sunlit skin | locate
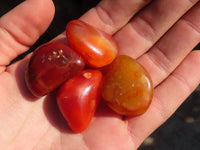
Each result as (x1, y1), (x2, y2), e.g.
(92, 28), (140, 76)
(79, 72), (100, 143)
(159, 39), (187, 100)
(102, 55), (153, 116)
(66, 20), (118, 68)
(0, 0), (200, 149)
(57, 70), (103, 133)
(25, 42), (85, 97)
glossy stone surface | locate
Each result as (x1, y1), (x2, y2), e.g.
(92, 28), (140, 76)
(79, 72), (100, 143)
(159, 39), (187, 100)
(57, 70), (103, 132)
(101, 55), (153, 116)
(66, 20), (118, 68)
(25, 42), (85, 97)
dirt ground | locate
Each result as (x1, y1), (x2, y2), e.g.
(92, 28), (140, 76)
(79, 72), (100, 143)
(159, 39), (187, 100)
(139, 85), (200, 150)
(1, 0), (200, 149)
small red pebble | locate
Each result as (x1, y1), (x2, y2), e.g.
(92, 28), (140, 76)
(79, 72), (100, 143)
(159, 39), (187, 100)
(57, 70), (103, 133)
(25, 42), (85, 97)
(66, 20), (118, 68)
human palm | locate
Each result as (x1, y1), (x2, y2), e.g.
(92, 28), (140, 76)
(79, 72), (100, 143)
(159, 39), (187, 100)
(0, 0), (200, 149)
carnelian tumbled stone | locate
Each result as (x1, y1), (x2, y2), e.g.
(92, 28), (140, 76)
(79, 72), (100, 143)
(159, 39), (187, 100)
(25, 42), (85, 97)
(66, 20), (118, 68)
(57, 70), (103, 133)
(101, 55), (153, 116)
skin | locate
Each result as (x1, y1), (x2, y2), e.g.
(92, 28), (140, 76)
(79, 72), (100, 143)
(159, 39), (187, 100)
(0, 0), (200, 149)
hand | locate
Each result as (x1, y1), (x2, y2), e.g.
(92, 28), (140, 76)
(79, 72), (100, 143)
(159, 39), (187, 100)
(0, 0), (200, 149)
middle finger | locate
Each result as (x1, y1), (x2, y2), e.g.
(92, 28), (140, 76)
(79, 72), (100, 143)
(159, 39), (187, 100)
(114, 0), (199, 58)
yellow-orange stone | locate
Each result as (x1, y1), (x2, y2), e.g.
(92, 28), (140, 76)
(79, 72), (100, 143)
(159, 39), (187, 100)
(102, 55), (153, 116)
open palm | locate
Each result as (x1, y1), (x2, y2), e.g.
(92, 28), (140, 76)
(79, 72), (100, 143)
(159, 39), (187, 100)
(0, 0), (200, 149)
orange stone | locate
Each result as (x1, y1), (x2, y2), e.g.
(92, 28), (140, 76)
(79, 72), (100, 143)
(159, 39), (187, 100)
(101, 55), (153, 116)
(66, 20), (118, 68)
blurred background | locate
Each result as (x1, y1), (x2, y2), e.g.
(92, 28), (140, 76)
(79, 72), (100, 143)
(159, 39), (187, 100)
(0, 0), (200, 149)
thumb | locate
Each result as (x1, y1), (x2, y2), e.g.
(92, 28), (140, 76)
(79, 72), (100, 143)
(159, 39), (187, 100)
(0, 0), (55, 70)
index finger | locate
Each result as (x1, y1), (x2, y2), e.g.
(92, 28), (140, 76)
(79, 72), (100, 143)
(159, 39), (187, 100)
(54, 0), (152, 44)
(80, 0), (152, 34)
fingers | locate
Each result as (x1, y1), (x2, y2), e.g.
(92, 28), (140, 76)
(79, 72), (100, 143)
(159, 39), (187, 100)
(138, 2), (200, 86)
(0, 0), (55, 69)
(114, 0), (199, 58)
(127, 50), (200, 148)
(80, 0), (152, 34)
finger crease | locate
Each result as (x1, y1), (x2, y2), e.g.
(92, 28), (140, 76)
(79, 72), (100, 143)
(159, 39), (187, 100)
(131, 15), (156, 44)
(0, 25), (30, 49)
(182, 18), (200, 34)
(95, 4), (116, 32)
(150, 95), (171, 122)
(171, 71), (193, 94)
(146, 46), (172, 77)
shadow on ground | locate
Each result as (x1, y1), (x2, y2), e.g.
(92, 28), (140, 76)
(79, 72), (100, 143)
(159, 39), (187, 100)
(139, 86), (200, 150)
